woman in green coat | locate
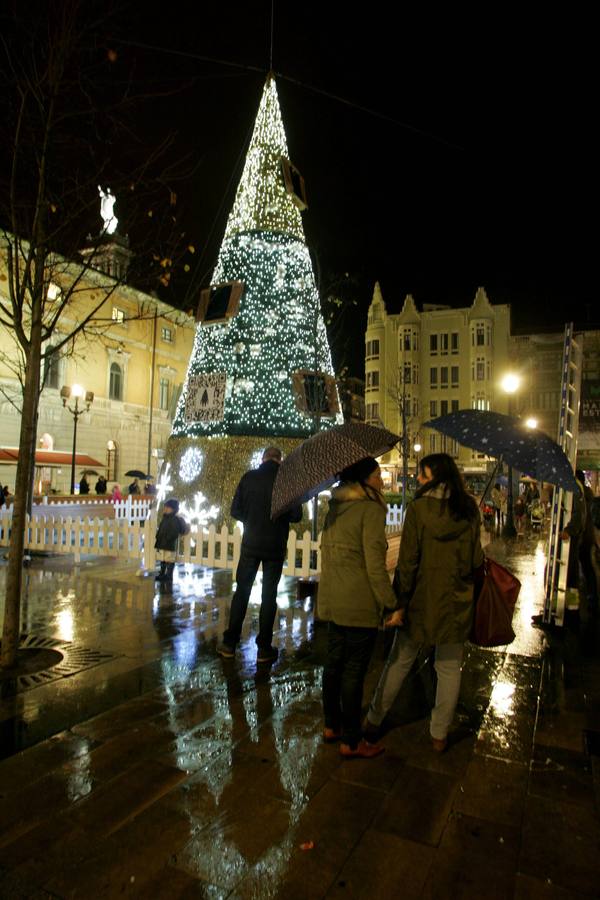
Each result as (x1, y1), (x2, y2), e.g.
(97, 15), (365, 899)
(319, 456), (399, 759)
(365, 453), (484, 752)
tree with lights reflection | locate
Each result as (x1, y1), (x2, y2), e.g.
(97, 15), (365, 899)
(165, 75), (340, 519)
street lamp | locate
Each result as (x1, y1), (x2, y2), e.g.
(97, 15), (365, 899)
(413, 442), (422, 472)
(500, 372), (521, 538)
(61, 384), (94, 494)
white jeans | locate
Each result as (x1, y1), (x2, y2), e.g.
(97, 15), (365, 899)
(367, 631), (464, 741)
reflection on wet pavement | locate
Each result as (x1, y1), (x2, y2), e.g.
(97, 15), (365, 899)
(0, 531), (599, 897)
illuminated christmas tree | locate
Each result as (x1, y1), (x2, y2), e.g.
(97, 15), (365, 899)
(164, 75), (341, 519)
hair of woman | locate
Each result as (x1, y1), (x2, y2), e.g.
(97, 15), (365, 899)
(416, 453), (478, 521)
(338, 456), (384, 506)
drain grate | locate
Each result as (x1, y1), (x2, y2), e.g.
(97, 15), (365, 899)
(1, 634), (120, 693)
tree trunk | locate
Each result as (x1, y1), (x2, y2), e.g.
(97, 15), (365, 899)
(1, 328), (42, 668)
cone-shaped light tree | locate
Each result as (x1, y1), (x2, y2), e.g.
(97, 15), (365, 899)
(164, 76), (341, 520)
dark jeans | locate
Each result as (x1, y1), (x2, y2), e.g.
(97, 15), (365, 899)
(223, 550), (284, 649)
(322, 622), (377, 749)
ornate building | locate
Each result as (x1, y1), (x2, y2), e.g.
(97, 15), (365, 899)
(364, 284), (512, 487)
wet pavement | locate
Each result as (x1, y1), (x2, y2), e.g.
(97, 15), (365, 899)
(0, 532), (599, 899)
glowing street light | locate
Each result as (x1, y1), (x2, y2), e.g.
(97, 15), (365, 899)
(525, 417), (538, 430)
(61, 384), (94, 494)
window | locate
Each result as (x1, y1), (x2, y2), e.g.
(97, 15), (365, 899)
(403, 330), (411, 351)
(451, 332), (459, 354)
(451, 399), (459, 412)
(487, 359), (493, 381)
(366, 339), (380, 358)
(451, 366), (459, 388)
(440, 333), (449, 355)
(366, 370), (379, 389)
(476, 358), (485, 381)
(112, 307), (126, 324)
(476, 323), (485, 346)
(404, 397), (411, 417)
(161, 326), (174, 343)
(159, 377), (170, 410)
(429, 434), (436, 452)
(109, 362), (123, 400)
(412, 364), (419, 385)
(43, 345), (60, 389)
(403, 364), (411, 384)
(430, 400), (438, 417)
(440, 367), (449, 389)
(430, 334), (438, 355)
(413, 398), (419, 417)
(430, 367), (438, 388)
(366, 402), (379, 422)
(413, 330), (419, 351)
(441, 400), (449, 416)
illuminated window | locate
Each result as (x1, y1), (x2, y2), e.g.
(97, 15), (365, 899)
(161, 326), (174, 343)
(112, 307), (126, 324)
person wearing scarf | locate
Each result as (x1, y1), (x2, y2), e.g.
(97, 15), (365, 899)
(365, 453), (484, 753)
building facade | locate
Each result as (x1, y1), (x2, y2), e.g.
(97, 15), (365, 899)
(364, 284), (512, 487)
(0, 250), (195, 494)
(510, 328), (600, 487)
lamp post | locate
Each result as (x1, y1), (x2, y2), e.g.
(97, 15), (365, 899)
(61, 384), (94, 494)
(500, 373), (521, 538)
(413, 441), (422, 473)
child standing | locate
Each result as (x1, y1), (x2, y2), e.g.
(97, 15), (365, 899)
(154, 498), (189, 584)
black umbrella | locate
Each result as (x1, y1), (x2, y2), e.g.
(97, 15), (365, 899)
(423, 410), (578, 492)
(124, 469), (147, 479)
(271, 422), (401, 519)
(80, 469), (99, 476)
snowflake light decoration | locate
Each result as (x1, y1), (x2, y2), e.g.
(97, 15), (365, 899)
(180, 447), (204, 483)
(250, 448), (265, 469)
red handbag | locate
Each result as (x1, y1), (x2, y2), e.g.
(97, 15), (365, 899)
(470, 557), (521, 647)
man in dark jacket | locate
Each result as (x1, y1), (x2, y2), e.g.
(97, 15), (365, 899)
(218, 447), (302, 663)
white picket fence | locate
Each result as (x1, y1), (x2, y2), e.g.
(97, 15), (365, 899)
(0, 502), (404, 577)
(38, 496), (153, 522)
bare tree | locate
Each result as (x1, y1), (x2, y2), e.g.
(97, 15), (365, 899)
(0, 2), (194, 668)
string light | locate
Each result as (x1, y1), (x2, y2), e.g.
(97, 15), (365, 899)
(167, 76), (341, 513)
(180, 447), (204, 482)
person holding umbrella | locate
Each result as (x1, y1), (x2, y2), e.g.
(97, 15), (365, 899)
(79, 474), (90, 495)
(319, 456), (399, 759)
(364, 453), (484, 753)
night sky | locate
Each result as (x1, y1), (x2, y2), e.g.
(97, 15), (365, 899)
(4, 3), (597, 376)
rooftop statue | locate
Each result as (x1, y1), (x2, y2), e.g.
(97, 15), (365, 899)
(98, 186), (118, 235)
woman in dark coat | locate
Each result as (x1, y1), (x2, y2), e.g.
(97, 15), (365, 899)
(365, 453), (484, 752)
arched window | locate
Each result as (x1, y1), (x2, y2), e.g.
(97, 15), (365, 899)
(109, 362), (123, 400)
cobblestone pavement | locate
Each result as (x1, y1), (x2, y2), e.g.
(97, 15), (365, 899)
(0, 532), (598, 898)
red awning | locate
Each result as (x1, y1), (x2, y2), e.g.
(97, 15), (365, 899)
(0, 449), (105, 468)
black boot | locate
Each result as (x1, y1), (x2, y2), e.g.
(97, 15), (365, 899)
(155, 561), (167, 581)
(164, 563), (175, 585)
